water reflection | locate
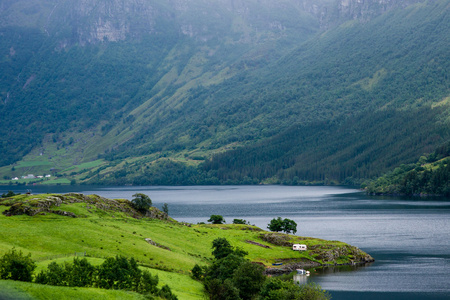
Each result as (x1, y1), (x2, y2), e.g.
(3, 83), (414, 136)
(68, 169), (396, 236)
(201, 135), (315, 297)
(293, 273), (309, 285)
(292, 263), (374, 286)
(312, 263), (375, 276)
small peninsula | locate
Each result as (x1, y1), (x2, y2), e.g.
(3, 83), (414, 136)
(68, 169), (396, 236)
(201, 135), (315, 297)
(0, 193), (374, 299)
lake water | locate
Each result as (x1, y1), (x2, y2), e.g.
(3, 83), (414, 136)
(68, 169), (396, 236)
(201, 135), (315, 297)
(2, 185), (450, 299)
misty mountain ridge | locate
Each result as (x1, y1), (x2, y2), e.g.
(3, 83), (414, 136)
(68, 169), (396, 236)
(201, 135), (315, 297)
(0, 0), (448, 185)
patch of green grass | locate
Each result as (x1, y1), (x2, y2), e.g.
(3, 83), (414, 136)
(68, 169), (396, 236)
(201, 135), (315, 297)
(149, 268), (204, 300)
(61, 160), (106, 173)
(39, 178), (71, 185)
(0, 178), (45, 185)
(16, 161), (53, 168)
(0, 280), (33, 300)
(0, 280), (145, 300)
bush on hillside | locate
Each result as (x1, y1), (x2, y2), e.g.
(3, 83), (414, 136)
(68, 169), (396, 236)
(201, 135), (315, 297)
(211, 238), (247, 260)
(232, 218), (249, 224)
(35, 258), (95, 287)
(0, 248), (36, 282)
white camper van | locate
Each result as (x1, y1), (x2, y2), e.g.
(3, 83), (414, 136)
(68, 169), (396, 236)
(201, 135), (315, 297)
(292, 244), (307, 251)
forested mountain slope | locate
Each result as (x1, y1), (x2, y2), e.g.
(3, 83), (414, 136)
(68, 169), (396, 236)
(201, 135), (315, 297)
(203, 0), (450, 184)
(364, 142), (450, 196)
(0, 0), (448, 185)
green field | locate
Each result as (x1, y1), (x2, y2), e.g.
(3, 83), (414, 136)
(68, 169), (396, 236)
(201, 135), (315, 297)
(0, 193), (373, 299)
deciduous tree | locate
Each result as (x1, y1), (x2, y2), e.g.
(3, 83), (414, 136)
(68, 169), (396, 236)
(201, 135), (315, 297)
(131, 193), (152, 213)
(208, 215), (225, 224)
(267, 217), (284, 232)
(267, 217), (297, 234)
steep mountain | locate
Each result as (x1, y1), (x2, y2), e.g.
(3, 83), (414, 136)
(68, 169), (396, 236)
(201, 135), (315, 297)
(0, 0), (448, 185)
(202, 0), (450, 184)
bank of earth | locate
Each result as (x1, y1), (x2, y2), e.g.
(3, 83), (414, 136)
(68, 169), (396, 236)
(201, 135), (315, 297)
(0, 193), (374, 299)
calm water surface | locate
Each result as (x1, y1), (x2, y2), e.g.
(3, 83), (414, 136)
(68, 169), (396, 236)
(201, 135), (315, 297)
(3, 185), (450, 299)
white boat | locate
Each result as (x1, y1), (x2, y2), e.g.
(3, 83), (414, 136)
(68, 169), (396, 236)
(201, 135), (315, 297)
(296, 269), (310, 275)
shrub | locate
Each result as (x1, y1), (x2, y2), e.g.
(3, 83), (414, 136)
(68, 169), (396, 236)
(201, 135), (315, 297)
(67, 257), (96, 287)
(204, 278), (240, 300)
(35, 261), (67, 286)
(191, 264), (204, 280)
(0, 248), (36, 282)
(96, 256), (141, 290)
(231, 261), (266, 299)
(232, 218), (248, 224)
(207, 254), (246, 282)
(162, 203), (169, 214)
(137, 270), (159, 294)
(158, 284), (178, 300)
(211, 238), (233, 260)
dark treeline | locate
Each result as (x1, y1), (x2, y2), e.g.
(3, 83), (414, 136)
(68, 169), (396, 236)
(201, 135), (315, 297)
(85, 159), (221, 186)
(202, 108), (450, 185)
(365, 142), (450, 196)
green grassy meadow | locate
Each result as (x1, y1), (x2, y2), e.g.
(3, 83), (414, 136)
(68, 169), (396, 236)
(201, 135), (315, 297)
(0, 193), (372, 299)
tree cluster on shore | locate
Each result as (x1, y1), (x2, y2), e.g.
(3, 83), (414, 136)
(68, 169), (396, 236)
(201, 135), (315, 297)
(192, 238), (330, 300)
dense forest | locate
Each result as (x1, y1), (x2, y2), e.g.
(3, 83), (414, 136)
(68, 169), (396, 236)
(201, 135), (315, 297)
(364, 142), (450, 196)
(0, 0), (449, 187)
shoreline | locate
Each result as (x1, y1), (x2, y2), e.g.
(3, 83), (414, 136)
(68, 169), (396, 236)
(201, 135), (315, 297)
(265, 259), (375, 275)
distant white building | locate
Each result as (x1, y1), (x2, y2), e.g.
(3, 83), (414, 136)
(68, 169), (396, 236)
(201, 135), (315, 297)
(12, 177), (19, 180)
(45, 174), (52, 178)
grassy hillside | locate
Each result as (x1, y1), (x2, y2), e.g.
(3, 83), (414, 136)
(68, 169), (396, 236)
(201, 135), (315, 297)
(0, 193), (373, 299)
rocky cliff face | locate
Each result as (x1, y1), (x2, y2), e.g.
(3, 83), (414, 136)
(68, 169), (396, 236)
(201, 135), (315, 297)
(0, 0), (427, 45)
(51, 0), (164, 45)
(333, 0), (426, 23)
(297, 0), (427, 28)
